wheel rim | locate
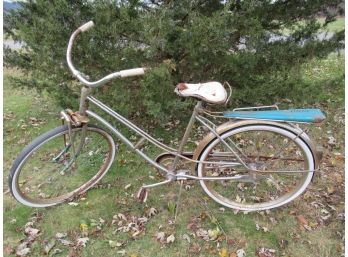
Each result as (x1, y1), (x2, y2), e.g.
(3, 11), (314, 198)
(12, 127), (115, 207)
(197, 125), (314, 211)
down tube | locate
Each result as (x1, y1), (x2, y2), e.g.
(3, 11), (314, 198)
(85, 110), (171, 176)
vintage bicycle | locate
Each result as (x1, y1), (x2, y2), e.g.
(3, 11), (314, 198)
(9, 21), (326, 211)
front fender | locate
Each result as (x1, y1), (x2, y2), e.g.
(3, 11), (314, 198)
(193, 120), (321, 169)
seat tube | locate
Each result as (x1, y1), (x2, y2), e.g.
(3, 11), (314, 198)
(170, 101), (202, 171)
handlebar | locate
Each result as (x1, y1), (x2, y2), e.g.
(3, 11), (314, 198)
(66, 21), (146, 88)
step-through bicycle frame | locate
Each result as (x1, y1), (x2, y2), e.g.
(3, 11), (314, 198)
(73, 86), (252, 183)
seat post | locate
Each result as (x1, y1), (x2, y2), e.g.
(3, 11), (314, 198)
(170, 101), (202, 172)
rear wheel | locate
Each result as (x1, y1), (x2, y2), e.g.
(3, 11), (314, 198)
(9, 124), (116, 207)
(197, 124), (315, 211)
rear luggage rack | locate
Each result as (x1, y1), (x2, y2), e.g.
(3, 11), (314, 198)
(223, 109), (326, 123)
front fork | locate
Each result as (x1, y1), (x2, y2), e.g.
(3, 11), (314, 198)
(55, 86), (91, 172)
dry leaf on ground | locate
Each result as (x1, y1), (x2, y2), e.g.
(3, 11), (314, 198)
(257, 247), (276, 257)
(76, 237), (89, 247)
(166, 234), (175, 244)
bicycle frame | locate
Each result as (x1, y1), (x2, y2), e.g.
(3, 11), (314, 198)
(71, 86), (249, 183)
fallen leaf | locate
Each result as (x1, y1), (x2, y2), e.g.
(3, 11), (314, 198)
(262, 226), (269, 232)
(80, 223), (88, 236)
(208, 227), (221, 240)
(43, 239), (56, 255)
(25, 227), (40, 238)
(156, 232), (165, 242)
(16, 247), (30, 256)
(117, 250), (126, 256)
(4, 246), (14, 255)
(24, 222), (34, 228)
(77, 237), (89, 247)
(68, 202), (79, 206)
(219, 248), (228, 257)
(58, 239), (73, 246)
(187, 222), (198, 231)
(227, 239), (236, 246)
(55, 233), (67, 239)
(50, 248), (63, 256)
(148, 207), (158, 217)
(335, 155), (344, 161)
(327, 186), (335, 194)
(182, 234), (190, 243)
(115, 213), (127, 221)
(16, 241), (29, 252)
(257, 247), (276, 257)
(188, 243), (201, 254)
(132, 230), (141, 238)
(196, 228), (209, 241)
(327, 136), (336, 145)
(256, 223), (260, 231)
(236, 249), (246, 257)
(124, 184), (132, 190)
(303, 225), (312, 231)
(166, 234), (175, 244)
(297, 215), (308, 227)
(229, 253), (237, 257)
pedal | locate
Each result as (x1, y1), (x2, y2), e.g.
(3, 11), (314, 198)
(136, 187), (148, 203)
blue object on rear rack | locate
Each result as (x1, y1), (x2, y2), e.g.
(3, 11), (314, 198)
(223, 109), (326, 123)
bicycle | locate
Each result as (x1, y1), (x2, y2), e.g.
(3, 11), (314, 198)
(9, 21), (326, 211)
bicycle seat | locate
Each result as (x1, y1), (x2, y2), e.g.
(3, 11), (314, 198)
(174, 82), (227, 104)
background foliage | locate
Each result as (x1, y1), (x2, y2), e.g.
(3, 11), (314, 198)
(4, 0), (344, 126)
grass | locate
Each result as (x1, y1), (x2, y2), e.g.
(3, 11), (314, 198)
(300, 53), (344, 104)
(3, 52), (344, 257)
(318, 17), (345, 32)
(280, 17), (344, 35)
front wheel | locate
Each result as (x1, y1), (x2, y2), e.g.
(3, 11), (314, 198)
(197, 124), (315, 211)
(9, 124), (116, 207)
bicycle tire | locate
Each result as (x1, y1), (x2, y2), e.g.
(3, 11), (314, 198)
(196, 124), (315, 211)
(9, 124), (116, 207)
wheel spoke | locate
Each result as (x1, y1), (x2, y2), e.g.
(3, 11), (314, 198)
(10, 125), (115, 207)
(197, 124), (314, 211)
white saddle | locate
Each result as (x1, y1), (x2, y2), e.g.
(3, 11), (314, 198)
(174, 82), (227, 104)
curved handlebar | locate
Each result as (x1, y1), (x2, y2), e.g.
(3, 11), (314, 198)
(79, 21), (95, 32)
(66, 21), (146, 88)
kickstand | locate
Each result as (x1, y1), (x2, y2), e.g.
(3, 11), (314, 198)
(174, 180), (184, 221)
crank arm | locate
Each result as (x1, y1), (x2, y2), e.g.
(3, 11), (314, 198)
(140, 178), (173, 189)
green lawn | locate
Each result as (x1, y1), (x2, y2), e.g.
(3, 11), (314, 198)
(3, 53), (344, 257)
(318, 17), (345, 32)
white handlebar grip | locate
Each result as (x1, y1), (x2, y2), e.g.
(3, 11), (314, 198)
(120, 68), (145, 78)
(79, 21), (95, 32)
